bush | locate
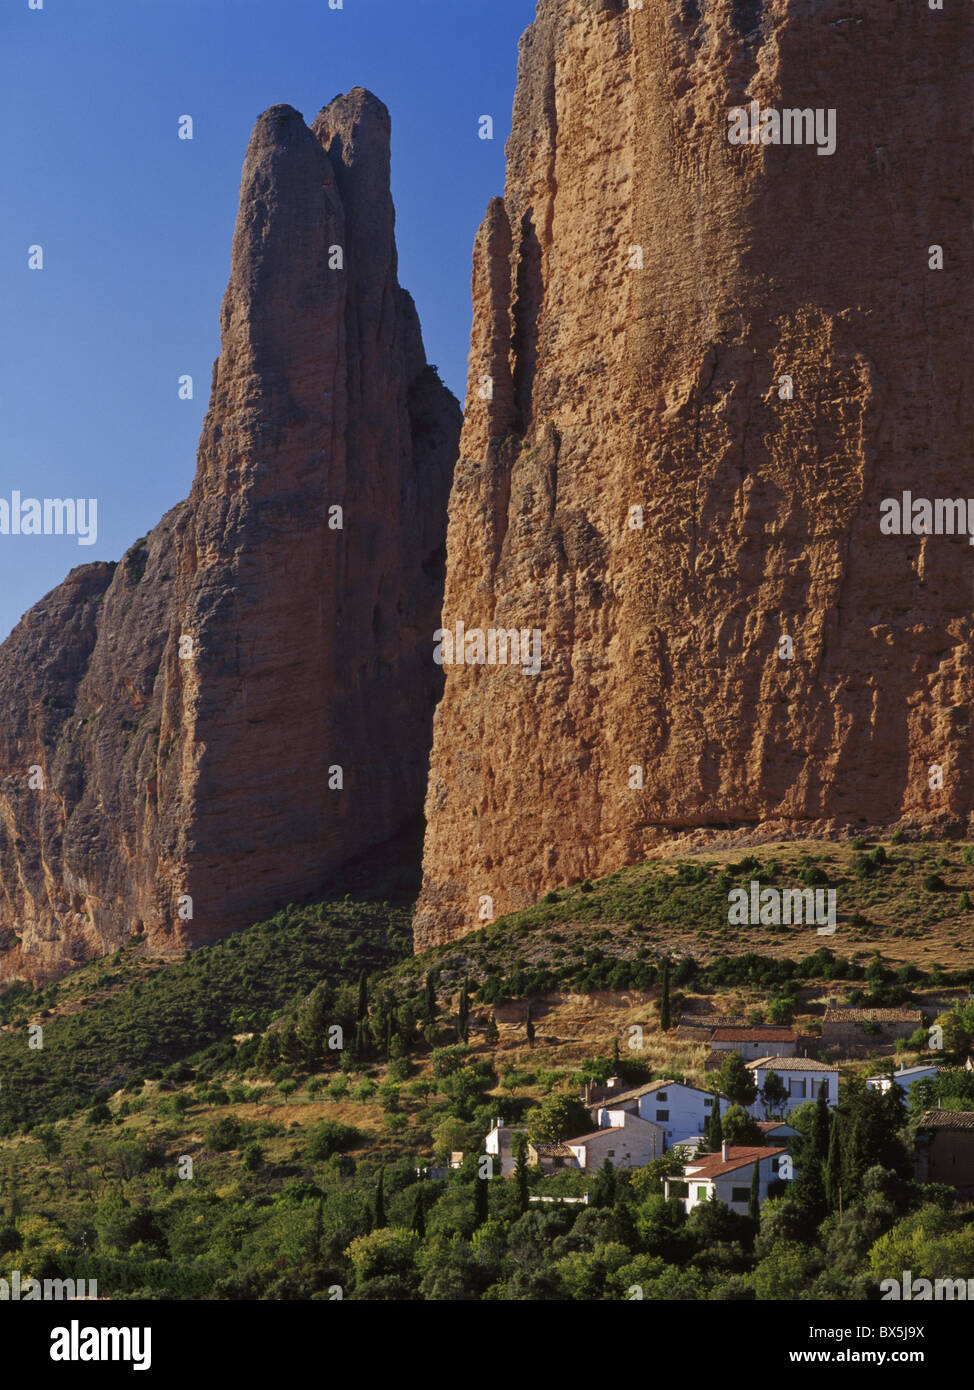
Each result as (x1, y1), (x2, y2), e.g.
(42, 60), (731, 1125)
(923, 874), (947, 893)
(205, 1117), (242, 1151)
(305, 1120), (360, 1162)
(242, 1142), (264, 1171)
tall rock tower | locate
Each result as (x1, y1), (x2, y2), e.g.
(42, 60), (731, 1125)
(0, 90), (460, 983)
(415, 0), (974, 950)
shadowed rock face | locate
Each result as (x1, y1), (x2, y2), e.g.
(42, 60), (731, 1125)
(0, 89), (460, 985)
(414, 0), (974, 951)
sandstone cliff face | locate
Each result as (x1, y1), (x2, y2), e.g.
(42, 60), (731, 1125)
(0, 90), (459, 984)
(415, 0), (974, 950)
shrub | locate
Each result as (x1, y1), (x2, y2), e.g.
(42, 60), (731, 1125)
(305, 1120), (360, 1162)
(205, 1117), (242, 1150)
(923, 874), (947, 893)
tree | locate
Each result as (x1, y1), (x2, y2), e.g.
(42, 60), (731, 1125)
(659, 958), (671, 1032)
(717, 1052), (757, 1109)
(423, 972), (438, 1025)
(592, 1158), (616, 1209)
(514, 1134), (530, 1214)
(811, 1084), (831, 1166)
(410, 1187), (426, 1238)
(431, 1116), (471, 1164)
(706, 1095), (724, 1153)
(357, 970), (369, 1023)
(760, 1071), (788, 1121)
(457, 980), (470, 1043)
(474, 1172), (489, 1228)
(748, 1157), (760, 1222)
(526, 1094), (591, 1144)
(525, 1004), (535, 1047)
(373, 1169), (386, 1229)
(722, 1104), (763, 1147)
(485, 1014), (499, 1045)
(35, 1126), (61, 1161)
(825, 1118), (843, 1212)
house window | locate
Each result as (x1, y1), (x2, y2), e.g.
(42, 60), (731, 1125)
(731, 1187), (750, 1203)
(696, 1186), (708, 1201)
(704, 1096), (712, 1108)
(656, 1110), (669, 1121)
(771, 1156), (780, 1172)
(607, 1150), (615, 1157)
(553, 1157), (564, 1168)
(657, 1091), (668, 1101)
(812, 1079), (830, 1100)
(788, 1078), (806, 1099)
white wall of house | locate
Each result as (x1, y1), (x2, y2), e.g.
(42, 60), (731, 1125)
(567, 1111), (661, 1170)
(484, 1120), (527, 1177)
(867, 1067), (939, 1095)
(675, 1152), (791, 1215)
(628, 1084), (730, 1148)
(747, 1064), (837, 1119)
(711, 1037), (797, 1059)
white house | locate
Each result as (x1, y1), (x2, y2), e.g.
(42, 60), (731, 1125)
(665, 1142), (792, 1215)
(756, 1119), (800, 1144)
(866, 1064), (940, 1096)
(746, 1057), (840, 1118)
(484, 1118), (528, 1176)
(710, 1028), (798, 1059)
(587, 1080), (729, 1149)
(530, 1109), (662, 1172)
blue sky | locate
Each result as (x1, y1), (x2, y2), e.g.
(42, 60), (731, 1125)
(0, 0), (533, 640)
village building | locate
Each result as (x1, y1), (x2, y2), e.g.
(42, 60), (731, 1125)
(866, 1064), (940, 1097)
(746, 1057), (840, 1118)
(674, 1014), (747, 1042)
(756, 1119), (800, 1144)
(709, 1027), (799, 1060)
(665, 1142), (792, 1215)
(583, 1079), (730, 1149)
(528, 1108), (662, 1172)
(821, 1007), (923, 1052)
(484, 1118), (529, 1176)
(914, 1111), (974, 1199)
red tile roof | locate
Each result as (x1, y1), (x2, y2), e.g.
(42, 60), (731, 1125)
(683, 1145), (787, 1180)
(566, 1126), (624, 1145)
(746, 1056), (840, 1072)
(917, 1110), (974, 1130)
(712, 1028), (796, 1043)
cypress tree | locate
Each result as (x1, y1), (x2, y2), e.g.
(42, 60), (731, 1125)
(514, 1135), (529, 1213)
(843, 1115), (865, 1191)
(660, 957), (671, 1032)
(373, 1168), (386, 1229)
(525, 1004), (535, 1046)
(593, 1157), (616, 1209)
(458, 979), (469, 1043)
(474, 1171), (489, 1228)
(410, 1186), (426, 1238)
(708, 1095), (724, 1153)
(357, 970), (368, 1023)
(811, 1084), (831, 1166)
(748, 1155), (760, 1223)
(485, 1013), (499, 1045)
(825, 1116), (843, 1211)
(423, 972), (437, 1025)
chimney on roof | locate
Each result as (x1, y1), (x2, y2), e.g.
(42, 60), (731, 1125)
(721, 1141), (728, 1161)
